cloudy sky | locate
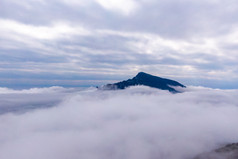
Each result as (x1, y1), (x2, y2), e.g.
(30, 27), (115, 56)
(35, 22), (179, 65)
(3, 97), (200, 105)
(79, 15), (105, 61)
(1, 0), (238, 88)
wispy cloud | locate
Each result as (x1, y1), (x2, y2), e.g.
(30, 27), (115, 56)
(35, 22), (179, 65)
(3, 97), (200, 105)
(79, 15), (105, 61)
(95, 0), (139, 15)
(0, 19), (91, 40)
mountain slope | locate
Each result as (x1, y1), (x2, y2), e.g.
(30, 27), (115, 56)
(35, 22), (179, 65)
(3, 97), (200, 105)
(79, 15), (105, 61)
(194, 143), (238, 159)
(100, 72), (185, 93)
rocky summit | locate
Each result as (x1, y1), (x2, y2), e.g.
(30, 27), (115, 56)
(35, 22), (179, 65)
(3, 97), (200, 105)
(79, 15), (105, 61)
(100, 72), (185, 93)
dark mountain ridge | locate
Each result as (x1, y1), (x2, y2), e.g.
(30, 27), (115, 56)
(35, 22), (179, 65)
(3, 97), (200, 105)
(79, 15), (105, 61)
(100, 72), (185, 93)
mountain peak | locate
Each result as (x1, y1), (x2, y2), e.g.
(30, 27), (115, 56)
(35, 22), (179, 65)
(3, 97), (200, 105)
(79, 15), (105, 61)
(135, 72), (161, 79)
(100, 72), (186, 93)
(135, 72), (151, 78)
(136, 72), (147, 76)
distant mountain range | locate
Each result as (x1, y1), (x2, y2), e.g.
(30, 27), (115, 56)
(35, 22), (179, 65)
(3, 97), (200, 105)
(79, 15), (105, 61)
(100, 72), (185, 93)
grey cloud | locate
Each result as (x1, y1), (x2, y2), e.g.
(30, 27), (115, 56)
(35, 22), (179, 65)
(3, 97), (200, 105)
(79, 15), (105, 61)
(3, 0), (238, 38)
(121, 0), (238, 39)
(0, 49), (68, 63)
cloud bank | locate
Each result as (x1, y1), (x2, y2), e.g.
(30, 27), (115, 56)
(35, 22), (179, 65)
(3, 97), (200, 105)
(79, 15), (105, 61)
(0, 86), (238, 159)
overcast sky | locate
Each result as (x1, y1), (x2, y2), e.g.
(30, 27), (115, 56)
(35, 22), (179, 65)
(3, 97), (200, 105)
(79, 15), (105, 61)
(1, 0), (238, 88)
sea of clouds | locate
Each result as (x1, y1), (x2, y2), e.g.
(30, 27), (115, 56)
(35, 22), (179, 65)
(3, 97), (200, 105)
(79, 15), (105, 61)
(0, 86), (238, 159)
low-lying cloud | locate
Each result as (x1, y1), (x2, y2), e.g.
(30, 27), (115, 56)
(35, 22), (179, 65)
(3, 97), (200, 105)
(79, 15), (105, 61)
(0, 86), (238, 159)
(0, 86), (81, 114)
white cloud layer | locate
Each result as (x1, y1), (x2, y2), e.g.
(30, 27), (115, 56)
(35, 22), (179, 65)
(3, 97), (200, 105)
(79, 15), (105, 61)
(0, 86), (238, 159)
